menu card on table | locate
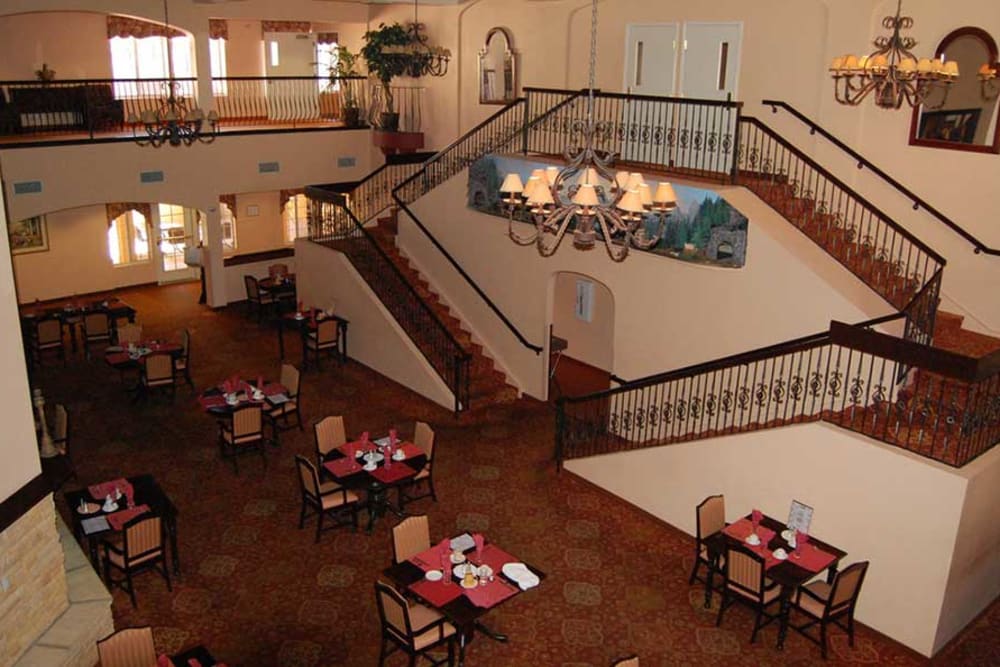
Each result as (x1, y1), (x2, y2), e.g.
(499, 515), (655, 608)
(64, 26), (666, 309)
(786, 499), (814, 535)
(81, 516), (111, 535)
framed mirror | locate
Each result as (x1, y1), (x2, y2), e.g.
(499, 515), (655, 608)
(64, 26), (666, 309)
(909, 27), (1000, 154)
(479, 27), (517, 105)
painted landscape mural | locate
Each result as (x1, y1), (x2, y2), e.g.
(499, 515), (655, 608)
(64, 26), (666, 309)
(468, 155), (749, 268)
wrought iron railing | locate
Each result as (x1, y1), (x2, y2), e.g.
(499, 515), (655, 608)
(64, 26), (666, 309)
(522, 88), (743, 182)
(736, 116), (946, 314)
(367, 85), (425, 133)
(762, 99), (1000, 257)
(556, 313), (1000, 469)
(306, 178), (471, 414)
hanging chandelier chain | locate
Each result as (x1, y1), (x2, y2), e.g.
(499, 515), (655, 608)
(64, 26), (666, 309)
(585, 0), (598, 132)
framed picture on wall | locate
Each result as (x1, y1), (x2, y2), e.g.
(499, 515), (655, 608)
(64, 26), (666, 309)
(8, 215), (48, 254)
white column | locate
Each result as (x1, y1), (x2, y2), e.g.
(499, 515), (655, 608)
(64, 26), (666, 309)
(192, 29), (216, 123)
(202, 203), (227, 307)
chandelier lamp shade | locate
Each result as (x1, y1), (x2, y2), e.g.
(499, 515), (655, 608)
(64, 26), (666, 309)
(382, 0), (451, 77)
(829, 0), (958, 109)
(501, 0), (675, 262)
(129, 0), (218, 147)
(980, 63), (999, 101)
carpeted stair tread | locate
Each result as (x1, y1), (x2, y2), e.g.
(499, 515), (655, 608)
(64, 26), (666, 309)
(932, 311), (1000, 358)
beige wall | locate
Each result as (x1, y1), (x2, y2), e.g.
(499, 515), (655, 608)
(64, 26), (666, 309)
(552, 272), (614, 371)
(564, 423), (999, 657)
(0, 12), (110, 80)
(234, 190), (285, 253)
(295, 239), (455, 410)
(225, 19), (266, 78)
(403, 170), (888, 398)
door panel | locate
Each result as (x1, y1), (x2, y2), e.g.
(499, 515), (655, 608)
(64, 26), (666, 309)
(621, 24), (678, 163)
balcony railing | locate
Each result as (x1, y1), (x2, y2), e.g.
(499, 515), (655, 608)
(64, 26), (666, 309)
(0, 75), (369, 142)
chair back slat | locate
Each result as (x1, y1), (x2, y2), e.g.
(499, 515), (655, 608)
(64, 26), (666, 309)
(829, 561), (869, 611)
(281, 363), (300, 398)
(727, 547), (763, 595)
(233, 404), (262, 436)
(296, 455), (320, 498)
(375, 582), (412, 639)
(392, 515), (430, 563)
(37, 318), (62, 344)
(414, 421), (435, 459)
(125, 516), (162, 558)
(97, 626), (157, 667)
(317, 319), (337, 345)
(54, 404), (68, 441)
(696, 495), (725, 541)
(244, 275), (261, 299)
(315, 416), (346, 457)
(145, 353), (173, 381)
(117, 323), (143, 345)
(84, 311), (109, 335)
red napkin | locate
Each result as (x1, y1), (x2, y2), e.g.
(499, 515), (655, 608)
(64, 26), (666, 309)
(105, 352), (130, 365)
(473, 533), (485, 560)
(796, 530), (809, 549)
(361, 431), (370, 446)
(89, 478), (129, 501)
(389, 428), (398, 447)
(438, 539), (451, 557)
(122, 480), (135, 508)
(410, 546), (440, 572)
(464, 578), (519, 608)
(791, 543), (837, 573)
(188, 660), (203, 667)
(409, 578), (463, 608)
(324, 458), (361, 478)
(339, 441), (363, 457)
(723, 518), (776, 545)
(370, 462), (415, 484)
(399, 442), (423, 459)
(157, 655), (172, 667)
(257, 375), (264, 391)
(106, 504), (150, 531)
(751, 508), (763, 528)
(262, 382), (286, 397)
(297, 300), (304, 313)
(199, 395), (226, 409)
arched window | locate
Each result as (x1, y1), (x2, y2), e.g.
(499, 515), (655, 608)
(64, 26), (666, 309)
(107, 210), (150, 265)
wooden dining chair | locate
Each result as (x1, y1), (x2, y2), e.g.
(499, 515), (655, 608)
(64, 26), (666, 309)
(314, 415), (347, 466)
(96, 626), (157, 667)
(374, 581), (457, 666)
(715, 543), (782, 644)
(116, 322), (143, 346)
(140, 352), (176, 402)
(268, 363), (302, 437)
(101, 515), (171, 608)
(690, 494), (726, 600)
(303, 318), (340, 370)
(398, 421), (437, 510)
(392, 515), (430, 564)
(791, 561), (870, 659)
(295, 454), (359, 542)
(218, 403), (268, 474)
(244, 274), (275, 322)
(82, 310), (111, 359)
(173, 328), (193, 388)
(30, 316), (65, 366)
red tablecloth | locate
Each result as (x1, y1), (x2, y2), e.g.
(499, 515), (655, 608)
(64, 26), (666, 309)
(370, 462), (415, 484)
(790, 543), (838, 573)
(89, 478), (130, 501)
(410, 544), (450, 572)
(398, 442), (423, 460)
(106, 504), (150, 531)
(262, 382), (287, 397)
(475, 544), (518, 572)
(199, 395), (227, 410)
(463, 578), (519, 608)
(409, 577), (464, 608)
(324, 458), (362, 477)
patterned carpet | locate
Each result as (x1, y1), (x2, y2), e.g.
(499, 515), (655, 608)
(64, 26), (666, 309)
(34, 282), (996, 666)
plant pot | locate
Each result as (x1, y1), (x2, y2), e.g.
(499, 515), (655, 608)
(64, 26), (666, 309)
(344, 107), (362, 128)
(379, 112), (400, 132)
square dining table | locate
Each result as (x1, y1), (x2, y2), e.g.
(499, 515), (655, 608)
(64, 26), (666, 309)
(64, 473), (181, 575)
(277, 308), (349, 362)
(704, 512), (847, 649)
(382, 536), (544, 666)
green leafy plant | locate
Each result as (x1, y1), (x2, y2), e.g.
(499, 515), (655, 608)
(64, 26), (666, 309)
(334, 46), (361, 110)
(361, 22), (428, 117)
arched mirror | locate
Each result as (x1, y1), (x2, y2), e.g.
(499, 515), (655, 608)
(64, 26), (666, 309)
(479, 27), (517, 104)
(909, 27), (1000, 153)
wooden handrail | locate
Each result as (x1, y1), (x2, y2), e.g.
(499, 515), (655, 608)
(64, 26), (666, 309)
(763, 99), (1000, 257)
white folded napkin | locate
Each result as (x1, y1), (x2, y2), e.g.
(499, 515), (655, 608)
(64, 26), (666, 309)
(501, 562), (540, 590)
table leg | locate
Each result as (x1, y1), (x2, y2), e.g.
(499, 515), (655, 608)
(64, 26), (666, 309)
(826, 563), (839, 585)
(167, 515), (181, 575)
(365, 485), (388, 534)
(776, 586), (793, 650)
(340, 323), (348, 363)
(704, 563), (715, 609)
(458, 631), (467, 667)
(474, 621), (508, 642)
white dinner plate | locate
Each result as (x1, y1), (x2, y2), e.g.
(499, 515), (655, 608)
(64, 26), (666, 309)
(425, 569), (443, 582)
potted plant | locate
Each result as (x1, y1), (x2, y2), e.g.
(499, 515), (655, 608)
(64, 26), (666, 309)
(334, 46), (363, 128)
(361, 22), (425, 131)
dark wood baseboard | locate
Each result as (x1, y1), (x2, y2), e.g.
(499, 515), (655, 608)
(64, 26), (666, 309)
(223, 247), (295, 267)
(0, 473), (50, 535)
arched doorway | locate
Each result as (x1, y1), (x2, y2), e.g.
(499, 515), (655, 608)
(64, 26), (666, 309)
(548, 272), (615, 400)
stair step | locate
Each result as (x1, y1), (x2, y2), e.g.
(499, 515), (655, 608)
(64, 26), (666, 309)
(932, 311), (1000, 357)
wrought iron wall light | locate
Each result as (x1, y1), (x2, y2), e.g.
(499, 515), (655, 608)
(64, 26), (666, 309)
(829, 0), (958, 109)
(128, 0), (218, 147)
(500, 0), (676, 262)
(980, 62), (999, 101)
(382, 0), (451, 77)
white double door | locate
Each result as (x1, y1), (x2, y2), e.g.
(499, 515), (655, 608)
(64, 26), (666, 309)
(621, 22), (742, 171)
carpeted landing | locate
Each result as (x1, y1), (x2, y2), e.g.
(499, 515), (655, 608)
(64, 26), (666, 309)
(31, 282), (996, 666)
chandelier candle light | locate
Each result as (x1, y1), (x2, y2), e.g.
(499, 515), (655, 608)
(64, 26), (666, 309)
(129, 0), (219, 147)
(829, 0), (958, 109)
(382, 0), (451, 77)
(500, 0), (676, 261)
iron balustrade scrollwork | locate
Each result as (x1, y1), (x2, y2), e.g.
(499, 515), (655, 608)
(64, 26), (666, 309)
(555, 314), (1000, 470)
(736, 117), (945, 313)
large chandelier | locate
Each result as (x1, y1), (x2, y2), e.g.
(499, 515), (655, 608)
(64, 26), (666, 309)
(128, 0), (218, 147)
(383, 0), (451, 77)
(499, 0), (676, 262)
(829, 0), (958, 109)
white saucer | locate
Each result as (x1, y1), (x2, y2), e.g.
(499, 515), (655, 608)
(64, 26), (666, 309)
(425, 569), (443, 582)
(363, 462), (377, 472)
(392, 451), (406, 461)
(449, 552), (467, 564)
(773, 548), (789, 560)
(745, 534), (761, 546)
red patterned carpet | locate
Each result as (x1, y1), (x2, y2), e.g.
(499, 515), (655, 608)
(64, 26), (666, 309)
(34, 282), (997, 666)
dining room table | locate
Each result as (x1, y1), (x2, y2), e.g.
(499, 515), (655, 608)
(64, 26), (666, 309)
(169, 644), (221, 666)
(63, 473), (181, 575)
(20, 295), (137, 354)
(321, 436), (425, 533)
(197, 376), (290, 417)
(382, 533), (545, 666)
(276, 308), (349, 363)
(704, 511), (847, 650)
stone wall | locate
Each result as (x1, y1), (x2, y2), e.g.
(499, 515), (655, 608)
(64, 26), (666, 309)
(0, 495), (69, 665)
